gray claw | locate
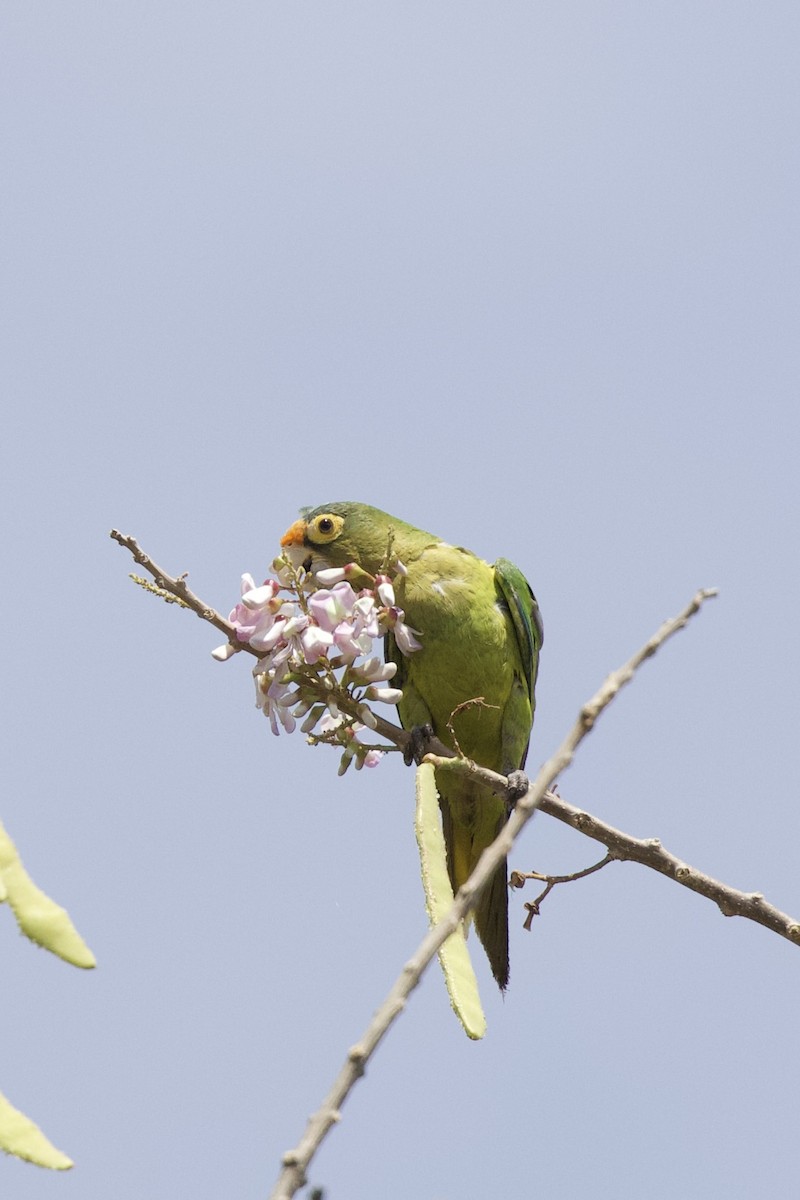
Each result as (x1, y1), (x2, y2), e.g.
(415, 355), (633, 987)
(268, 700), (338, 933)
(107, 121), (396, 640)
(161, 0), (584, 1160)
(506, 770), (529, 809)
(403, 723), (435, 766)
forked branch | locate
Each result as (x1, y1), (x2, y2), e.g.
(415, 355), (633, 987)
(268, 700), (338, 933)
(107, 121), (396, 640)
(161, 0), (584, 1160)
(510, 854), (617, 928)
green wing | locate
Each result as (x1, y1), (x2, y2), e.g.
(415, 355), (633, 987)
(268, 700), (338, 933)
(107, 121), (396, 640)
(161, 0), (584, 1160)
(494, 557), (543, 769)
(494, 558), (543, 703)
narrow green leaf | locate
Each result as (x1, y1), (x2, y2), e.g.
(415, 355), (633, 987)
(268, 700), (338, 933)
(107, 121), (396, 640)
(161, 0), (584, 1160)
(415, 763), (487, 1040)
(0, 1090), (73, 1170)
(0, 821), (95, 969)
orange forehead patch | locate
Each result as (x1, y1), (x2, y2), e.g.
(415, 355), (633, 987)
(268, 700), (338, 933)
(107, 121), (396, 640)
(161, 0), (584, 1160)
(280, 518), (307, 547)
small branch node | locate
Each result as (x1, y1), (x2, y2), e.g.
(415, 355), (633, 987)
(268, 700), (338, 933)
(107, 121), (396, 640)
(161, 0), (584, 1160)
(522, 903), (540, 931)
(348, 1046), (367, 1075)
(579, 704), (597, 731)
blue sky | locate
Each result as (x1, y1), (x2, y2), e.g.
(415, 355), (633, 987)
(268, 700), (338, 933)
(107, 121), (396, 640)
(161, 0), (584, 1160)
(2, 4), (799, 1198)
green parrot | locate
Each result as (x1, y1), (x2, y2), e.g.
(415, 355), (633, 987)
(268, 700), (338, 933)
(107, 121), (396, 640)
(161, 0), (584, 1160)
(280, 502), (542, 990)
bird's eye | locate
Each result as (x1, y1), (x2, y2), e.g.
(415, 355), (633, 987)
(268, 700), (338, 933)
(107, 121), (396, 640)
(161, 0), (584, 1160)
(309, 513), (344, 543)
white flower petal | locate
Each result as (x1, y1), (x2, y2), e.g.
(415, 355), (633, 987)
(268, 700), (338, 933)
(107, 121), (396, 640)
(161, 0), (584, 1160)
(282, 614), (309, 638)
(357, 704), (378, 730)
(318, 712), (343, 733)
(376, 579), (395, 607)
(301, 625), (334, 663)
(394, 622), (423, 655)
(315, 567), (347, 585)
(250, 619), (286, 652)
(211, 642), (236, 661)
(366, 686), (403, 705)
(241, 583), (277, 609)
(278, 706), (296, 733)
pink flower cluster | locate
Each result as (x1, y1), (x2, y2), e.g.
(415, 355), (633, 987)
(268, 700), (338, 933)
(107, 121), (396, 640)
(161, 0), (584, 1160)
(213, 562), (421, 769)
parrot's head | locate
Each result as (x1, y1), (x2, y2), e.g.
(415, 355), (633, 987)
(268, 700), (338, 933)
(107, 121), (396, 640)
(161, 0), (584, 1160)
(280, 502), (434, 575)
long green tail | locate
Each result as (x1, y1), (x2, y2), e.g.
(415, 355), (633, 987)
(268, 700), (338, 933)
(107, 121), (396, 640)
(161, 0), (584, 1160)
(438, 776), (510, 991)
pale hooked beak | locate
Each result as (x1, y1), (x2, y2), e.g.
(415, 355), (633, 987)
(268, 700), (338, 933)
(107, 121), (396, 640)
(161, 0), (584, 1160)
(280, 519), (314, 571)
(280, 519), (307, 547)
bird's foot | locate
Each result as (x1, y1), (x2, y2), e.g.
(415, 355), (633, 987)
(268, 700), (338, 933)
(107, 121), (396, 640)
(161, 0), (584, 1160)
(403, 723), (435, 766)
(505, 770), (530, 811)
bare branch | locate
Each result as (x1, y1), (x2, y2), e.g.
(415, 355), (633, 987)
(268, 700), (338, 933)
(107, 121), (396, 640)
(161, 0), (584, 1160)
(534, 790), (800, 947)
(110, 530), (242, 648)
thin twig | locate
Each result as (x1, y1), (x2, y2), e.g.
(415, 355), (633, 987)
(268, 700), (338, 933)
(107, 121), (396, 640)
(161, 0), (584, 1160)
(110, 530), (239, 645)
(267, 588), (718, 1199)
(445, 697), (500, 761)
(129, 575), (191, 607)
(510, 854), (616, 930)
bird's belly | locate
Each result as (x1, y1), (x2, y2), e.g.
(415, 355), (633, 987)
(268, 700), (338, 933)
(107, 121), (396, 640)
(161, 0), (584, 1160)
(399, 579), (515, 768)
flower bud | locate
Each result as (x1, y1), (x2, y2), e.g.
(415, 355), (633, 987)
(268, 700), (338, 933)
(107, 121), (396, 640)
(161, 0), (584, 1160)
(366, 686), (403, 705)
(211, 642), (236, 661)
